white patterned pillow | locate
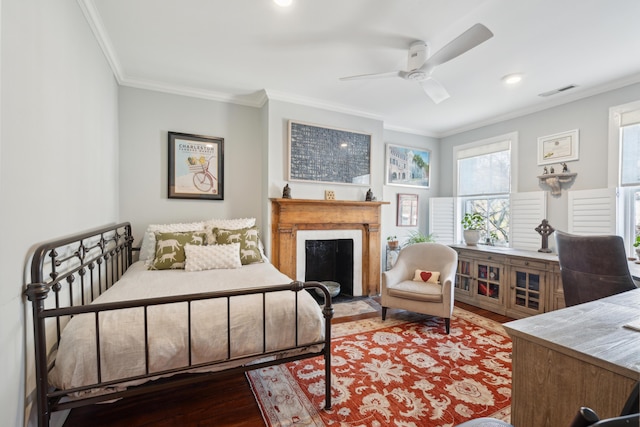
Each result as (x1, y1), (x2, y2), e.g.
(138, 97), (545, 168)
(203, 217), (256, 244)
(184, 243), (242, 271)
(139, 222), (204, 262)
(149, 231), (207, 270)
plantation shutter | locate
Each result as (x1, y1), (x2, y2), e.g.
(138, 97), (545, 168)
(429, 197), (457, 244)
(567, 187), (621, 235)
(510, 191), (547, 251)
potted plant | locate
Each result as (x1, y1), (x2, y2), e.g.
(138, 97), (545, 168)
(404, 230), (435, 246)
(461, 212), (484, 246)
(387, 235), (399, 250)
(634, 235), (640, 258)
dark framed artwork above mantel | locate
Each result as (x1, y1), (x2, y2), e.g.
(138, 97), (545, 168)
(168, 132), (224, 200)
(288, 120), (371, 186)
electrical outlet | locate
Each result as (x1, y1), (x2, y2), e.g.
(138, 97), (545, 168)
(325, 190), (335, 200)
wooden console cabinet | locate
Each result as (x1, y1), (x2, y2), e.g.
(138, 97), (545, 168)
(451, 245), (564, 318)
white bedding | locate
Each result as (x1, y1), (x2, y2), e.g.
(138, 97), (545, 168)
(49, 261), (325, 392)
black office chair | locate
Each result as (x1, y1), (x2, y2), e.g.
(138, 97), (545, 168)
(566, 408), (639, 427)
(455, 411), (639, 427)
(555, 230), (638, 307)
(455, 382), (639, 427)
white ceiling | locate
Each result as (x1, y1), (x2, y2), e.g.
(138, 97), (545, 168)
(84, 0), (640, 137)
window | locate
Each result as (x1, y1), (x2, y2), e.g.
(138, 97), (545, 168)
(609, 101), (640, 253)
(622, 123), (640, 250)
(620, 116), (640, 186)
(454, 133), (516, 245)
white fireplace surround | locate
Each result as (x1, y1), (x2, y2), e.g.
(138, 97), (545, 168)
(296, 229), (363, 297)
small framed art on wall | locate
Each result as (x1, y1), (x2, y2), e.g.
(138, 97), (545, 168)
(168, 131), (224, 200)
(397, 193), (418, 227)
(386, 144), (431, 189)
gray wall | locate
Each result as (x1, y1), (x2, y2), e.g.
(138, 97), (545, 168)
(1, 1), (120, 426)
(118, 92), (440, 257)
(264, 100), (385, 253)
(118, 87), (265, 247)
(440, 82), (640, 233)
(382, 129), (440, 243)
(263, 99), (438, 253)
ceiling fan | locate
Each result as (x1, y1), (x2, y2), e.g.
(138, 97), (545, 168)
(340, 23), (494, 104)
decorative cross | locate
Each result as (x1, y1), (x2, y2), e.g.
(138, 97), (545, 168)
(535, 219), (555, 253)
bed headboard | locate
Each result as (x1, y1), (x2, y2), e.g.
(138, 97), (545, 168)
(24, 222), (133, 375)
(25, 222), (133, 341)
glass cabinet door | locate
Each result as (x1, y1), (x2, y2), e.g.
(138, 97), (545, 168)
(455, 259), (473, 295)
(512, 269), (543, 313)
(476, 262), (502, 302)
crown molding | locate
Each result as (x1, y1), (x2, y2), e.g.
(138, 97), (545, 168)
(383, 124), (439, 138)
(78, 0), (640, 140)
(263, 89), (384, 122)
(120, 77), (266, 107)
(78, 0), (267, 107)
(77, 0), (124, 84)
(439, 72), (640, 138)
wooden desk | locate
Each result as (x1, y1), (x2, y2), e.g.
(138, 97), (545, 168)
(504, 288), (640, 427)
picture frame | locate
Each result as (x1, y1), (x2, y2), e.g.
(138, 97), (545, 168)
(385, 143), (431, 188)
(288, 120), (371, 186)
(168, 131), (224, 200)
(397, 193), (418, 227)
(537, 129), (579, 165)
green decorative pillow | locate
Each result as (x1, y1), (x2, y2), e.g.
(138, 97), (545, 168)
(213, 226), (263, 265)
(150, 231), (207, 270)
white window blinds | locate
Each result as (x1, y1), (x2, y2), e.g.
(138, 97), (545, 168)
(620, 109), (640, 186)
(457, 139), (511, 196)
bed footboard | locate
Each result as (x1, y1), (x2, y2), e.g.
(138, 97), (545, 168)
(24, 223), (333, 427)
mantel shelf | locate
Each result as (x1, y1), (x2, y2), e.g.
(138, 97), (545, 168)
(537, 172), (577, 196)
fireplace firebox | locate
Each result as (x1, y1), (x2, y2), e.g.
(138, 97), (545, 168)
(305, 239), (354, 296)
(270, 198), (389, 296)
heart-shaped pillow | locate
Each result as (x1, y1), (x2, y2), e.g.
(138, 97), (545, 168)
(413, 269), (441, 284)
(420, 271), (432, 282)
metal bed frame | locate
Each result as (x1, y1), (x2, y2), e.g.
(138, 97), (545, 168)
(24, 222), (333, 427)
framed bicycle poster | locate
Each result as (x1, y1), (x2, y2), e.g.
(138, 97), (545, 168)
(168, 131), (224, 200)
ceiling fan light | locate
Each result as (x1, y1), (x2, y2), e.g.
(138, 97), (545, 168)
(502, 73), (523, 85)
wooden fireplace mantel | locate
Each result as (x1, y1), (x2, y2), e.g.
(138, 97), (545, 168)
(270, 198), (389, 296)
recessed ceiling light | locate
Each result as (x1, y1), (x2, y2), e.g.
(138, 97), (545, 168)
(501, 73), (523, 85)
(274, 0), (292, 6)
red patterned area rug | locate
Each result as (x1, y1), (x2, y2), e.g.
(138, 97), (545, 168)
(247, 308), (512, 426)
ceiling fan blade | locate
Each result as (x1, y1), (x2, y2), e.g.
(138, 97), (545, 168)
(339, 71), (401, 81)
(422, 23), (493, 69)
(420, 77), (450, 104)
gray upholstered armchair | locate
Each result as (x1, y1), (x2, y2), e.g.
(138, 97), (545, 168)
(381, 242), (458, 333)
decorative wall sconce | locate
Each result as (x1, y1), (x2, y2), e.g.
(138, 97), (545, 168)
(537, 163), (577, 195)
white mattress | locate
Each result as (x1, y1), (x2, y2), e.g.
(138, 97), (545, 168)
(49, 261), (325, 393)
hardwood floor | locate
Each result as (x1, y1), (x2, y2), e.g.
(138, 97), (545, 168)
(63, 298), (513, 427)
